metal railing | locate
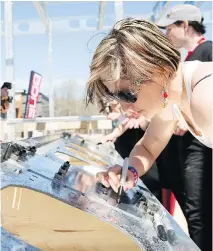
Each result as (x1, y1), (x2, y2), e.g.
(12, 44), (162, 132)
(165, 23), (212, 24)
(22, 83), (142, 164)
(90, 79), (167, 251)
(5, 115), (108, 124)
(0, 116), (112, 142)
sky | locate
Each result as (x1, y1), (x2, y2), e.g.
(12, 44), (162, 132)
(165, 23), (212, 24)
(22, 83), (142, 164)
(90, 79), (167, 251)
(1, 1), (212, 97)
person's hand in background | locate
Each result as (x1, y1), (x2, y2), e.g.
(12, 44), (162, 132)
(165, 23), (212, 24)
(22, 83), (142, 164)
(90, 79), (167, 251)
(108, 112), (148, 130)
(123, 118), (140, 129)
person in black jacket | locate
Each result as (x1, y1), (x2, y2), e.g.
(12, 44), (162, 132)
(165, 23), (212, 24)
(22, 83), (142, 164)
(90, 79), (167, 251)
(156, 4), (212, 251)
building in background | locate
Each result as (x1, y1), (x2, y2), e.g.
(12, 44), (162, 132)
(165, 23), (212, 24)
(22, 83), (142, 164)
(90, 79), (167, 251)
(15, 90), (49, 118)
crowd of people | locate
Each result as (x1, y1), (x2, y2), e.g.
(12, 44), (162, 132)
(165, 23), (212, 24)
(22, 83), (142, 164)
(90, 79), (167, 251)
(86, 4), (212, 251)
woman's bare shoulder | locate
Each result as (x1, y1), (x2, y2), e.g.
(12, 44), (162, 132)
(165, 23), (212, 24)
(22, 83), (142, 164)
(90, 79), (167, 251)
(190, 62), (213, 138)
(191, 61), (213, 90)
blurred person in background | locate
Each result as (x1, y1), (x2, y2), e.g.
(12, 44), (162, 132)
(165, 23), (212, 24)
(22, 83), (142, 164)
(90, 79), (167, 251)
(1, 82), (13, 119)
(156, 4), (212, 250)
(109, 100), (121, 129)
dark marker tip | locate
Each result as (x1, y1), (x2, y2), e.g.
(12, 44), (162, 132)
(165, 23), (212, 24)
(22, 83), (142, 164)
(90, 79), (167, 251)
(116, 186), (124, 204)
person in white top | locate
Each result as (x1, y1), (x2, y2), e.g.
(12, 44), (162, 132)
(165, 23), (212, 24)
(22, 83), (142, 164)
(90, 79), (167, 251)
(86, 17), (212, 177)
(86, 16), (212, 244)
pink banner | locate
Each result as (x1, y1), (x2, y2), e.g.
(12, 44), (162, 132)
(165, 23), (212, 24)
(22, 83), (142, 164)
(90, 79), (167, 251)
(24, 71), (43, 119)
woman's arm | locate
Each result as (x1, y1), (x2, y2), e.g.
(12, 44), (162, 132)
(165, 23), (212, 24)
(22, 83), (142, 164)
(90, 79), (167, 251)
(97, 106), (176, 192)
(129, 107), (176, 177)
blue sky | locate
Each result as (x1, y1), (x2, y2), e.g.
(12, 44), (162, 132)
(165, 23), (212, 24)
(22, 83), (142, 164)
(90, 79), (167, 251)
(1, 1), (212, 97)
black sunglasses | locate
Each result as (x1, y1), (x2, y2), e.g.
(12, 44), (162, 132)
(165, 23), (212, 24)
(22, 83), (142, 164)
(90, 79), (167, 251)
(106, 89), (137, 103)
(100, 79), (140, 103)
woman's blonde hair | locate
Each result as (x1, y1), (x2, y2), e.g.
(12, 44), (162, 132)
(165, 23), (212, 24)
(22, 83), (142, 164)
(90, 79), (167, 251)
(86, 18), (181, 105)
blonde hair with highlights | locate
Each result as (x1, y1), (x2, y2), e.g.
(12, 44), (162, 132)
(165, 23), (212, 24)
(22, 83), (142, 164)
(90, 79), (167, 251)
(86, 18), (181, 105)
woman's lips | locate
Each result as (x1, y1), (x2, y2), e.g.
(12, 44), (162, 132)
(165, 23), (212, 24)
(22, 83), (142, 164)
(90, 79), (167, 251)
(124, 110), (139, 118)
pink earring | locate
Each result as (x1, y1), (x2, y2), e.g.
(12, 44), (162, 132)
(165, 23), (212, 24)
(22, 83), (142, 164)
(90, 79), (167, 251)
(162, 85), (168, 108)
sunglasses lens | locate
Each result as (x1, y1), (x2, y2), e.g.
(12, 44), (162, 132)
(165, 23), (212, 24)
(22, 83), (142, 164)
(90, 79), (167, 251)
(117, 92), (137, 103)
(105, 86), (137, 103)
(105, 89), (115, 101)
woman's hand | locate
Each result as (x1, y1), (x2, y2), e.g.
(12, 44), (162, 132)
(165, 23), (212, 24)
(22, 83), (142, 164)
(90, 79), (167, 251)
(96, 165), (135, 193)
(108, 112), (143, 129)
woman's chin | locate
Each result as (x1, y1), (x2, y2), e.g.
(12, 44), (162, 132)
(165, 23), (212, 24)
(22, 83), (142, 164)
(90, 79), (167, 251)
(138, 110), (155, 121)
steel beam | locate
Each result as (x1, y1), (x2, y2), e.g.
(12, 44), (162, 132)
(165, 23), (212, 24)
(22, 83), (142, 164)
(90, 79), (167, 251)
(33, 2), (54, 117)
(4, 1), (15, 119)
(155, 2), (171, 23)
(151, 1), (169, 22)
(48, 19), (54, 117)
(97, 1), (106, 30)
(33, 1), (49, 31)
(196, 2), (204, 8)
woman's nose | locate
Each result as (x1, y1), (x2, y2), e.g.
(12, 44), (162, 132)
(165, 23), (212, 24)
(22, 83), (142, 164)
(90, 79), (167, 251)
(120, 101), (133, 112)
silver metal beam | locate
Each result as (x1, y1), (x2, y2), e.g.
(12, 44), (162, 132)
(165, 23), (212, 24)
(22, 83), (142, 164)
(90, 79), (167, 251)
(33, 1), (49, 31)
(4, 1), (15, 119)
(4, 16), (112, 36)
(151, 1), (166, 21)
(196, 2), (204, 8)
(97, 1), (106, 30)
(155, 2), (171, 23)
(1, 5), (211, 36)
(6, 115), (108, 124)
(33, 2), (54, 117)
(7, 5), (211, 37)
(48, 19), (54, 117)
